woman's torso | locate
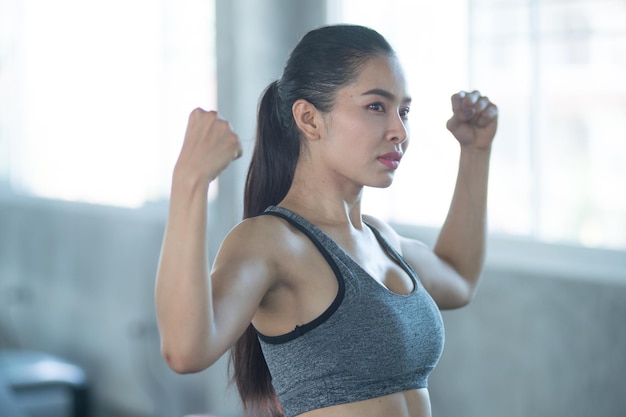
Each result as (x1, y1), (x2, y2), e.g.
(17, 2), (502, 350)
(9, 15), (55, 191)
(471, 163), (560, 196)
(251, 206), (443, 417)
(298, 389), (432, 417)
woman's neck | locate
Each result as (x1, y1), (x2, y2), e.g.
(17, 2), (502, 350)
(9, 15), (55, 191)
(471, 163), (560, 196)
(279, 163), (366, 229)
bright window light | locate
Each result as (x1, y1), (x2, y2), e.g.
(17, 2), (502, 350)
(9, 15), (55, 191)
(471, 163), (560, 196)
(330, 0), (626, 250)
(0, 0), (216, 208)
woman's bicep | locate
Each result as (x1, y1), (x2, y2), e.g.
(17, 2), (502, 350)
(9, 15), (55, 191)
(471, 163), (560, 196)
(210, 256), (274, 354)
(206, 221), (279, 361)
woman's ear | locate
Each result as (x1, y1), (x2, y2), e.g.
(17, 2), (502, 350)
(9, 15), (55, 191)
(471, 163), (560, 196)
(292, 99), (323, 141)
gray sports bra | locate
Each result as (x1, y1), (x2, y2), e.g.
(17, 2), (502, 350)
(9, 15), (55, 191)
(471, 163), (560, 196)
(256, 206), (445, 417)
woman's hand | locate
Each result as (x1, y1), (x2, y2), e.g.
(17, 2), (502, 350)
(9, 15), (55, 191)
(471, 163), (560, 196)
(174, 108), (242, 185)
(446, 91), (498, 150)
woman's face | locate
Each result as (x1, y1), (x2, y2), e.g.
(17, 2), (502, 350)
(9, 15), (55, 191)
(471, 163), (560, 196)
(316, 54), (411, 190)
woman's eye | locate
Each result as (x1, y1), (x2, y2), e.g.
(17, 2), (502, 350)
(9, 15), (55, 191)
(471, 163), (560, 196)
(368, 103), (385, 112)
(400, 107), (410, 119)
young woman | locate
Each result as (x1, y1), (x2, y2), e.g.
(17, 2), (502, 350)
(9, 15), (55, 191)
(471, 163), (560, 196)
(156, 24), (498, 417)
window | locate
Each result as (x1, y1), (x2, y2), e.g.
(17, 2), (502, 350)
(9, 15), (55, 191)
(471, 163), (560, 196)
(0, 0), (216, 207)
(329, 0), (626, 250)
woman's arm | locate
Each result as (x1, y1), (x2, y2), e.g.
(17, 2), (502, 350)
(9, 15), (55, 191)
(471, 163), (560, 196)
(428, 145), (492, 308)
(400, 91), (498, 309)
(156, 166), (215, 373)
(155, 109), (274, 373)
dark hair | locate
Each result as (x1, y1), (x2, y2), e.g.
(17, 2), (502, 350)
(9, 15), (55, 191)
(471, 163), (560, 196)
(231, 24), (395, 417)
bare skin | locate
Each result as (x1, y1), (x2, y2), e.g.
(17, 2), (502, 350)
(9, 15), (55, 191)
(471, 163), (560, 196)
(155, 54), (498, 417)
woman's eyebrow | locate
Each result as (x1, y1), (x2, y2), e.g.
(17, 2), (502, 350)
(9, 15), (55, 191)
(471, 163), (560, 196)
(361, 88), (412, 104)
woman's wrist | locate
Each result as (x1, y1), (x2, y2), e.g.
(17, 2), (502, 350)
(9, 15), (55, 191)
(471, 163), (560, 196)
(459, 142), (493, 154)
(172, 164), (212, 195)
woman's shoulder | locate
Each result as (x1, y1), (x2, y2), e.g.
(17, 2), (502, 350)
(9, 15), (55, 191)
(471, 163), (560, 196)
(215, 213), (323, 291)
(219, 213), (305, 259)
(210, 214), (297, 291)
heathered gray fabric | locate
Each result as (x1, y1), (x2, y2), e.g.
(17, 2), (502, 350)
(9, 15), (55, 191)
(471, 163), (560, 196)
(257, 206), (445, 417)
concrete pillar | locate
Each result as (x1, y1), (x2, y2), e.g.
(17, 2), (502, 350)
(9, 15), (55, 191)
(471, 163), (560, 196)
(203, 2), (327, 415)
(213, 0), (327, 231)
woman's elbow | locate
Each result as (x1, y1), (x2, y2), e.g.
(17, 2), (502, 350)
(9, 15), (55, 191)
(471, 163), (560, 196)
(161, 344), (215, 374)
(454, 293), (474, 309)
(438, 282), (477, 310)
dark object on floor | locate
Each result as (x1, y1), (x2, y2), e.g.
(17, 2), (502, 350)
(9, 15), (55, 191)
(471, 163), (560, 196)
(0, 371), (28, 417)
(0, 350), (90, 417)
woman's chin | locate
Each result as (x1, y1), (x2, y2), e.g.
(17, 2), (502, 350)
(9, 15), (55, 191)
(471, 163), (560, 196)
(368, 177), (395, 189)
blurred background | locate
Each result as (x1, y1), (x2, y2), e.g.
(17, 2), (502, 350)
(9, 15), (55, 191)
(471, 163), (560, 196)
(0, 0), (625, 416)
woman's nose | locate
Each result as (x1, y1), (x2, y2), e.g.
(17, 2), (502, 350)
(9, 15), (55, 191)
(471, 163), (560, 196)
(388, 116), (408, 144)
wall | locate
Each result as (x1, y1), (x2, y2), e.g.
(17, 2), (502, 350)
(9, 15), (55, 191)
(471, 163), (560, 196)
(397, 224), (626, 417)
(430, 266), (626, 417)
(0, 196), (242, 417)
(3, 195), (624, 417)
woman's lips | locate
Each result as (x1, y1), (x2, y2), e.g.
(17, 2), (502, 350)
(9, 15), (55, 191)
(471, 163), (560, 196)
(377, 151), (403, 169)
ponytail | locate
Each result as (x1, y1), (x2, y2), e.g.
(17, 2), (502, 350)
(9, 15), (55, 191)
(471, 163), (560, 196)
(230, 326), (282, 417)
(231, 80), (298, 417)
(243, 80), (299, 218)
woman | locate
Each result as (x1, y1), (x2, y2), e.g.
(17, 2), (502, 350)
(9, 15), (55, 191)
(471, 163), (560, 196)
(156, 24), (498, 417)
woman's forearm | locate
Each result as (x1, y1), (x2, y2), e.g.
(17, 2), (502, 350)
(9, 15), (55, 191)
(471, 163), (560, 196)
(155, 172), (214, 373)
(434, 146), (491, 291)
